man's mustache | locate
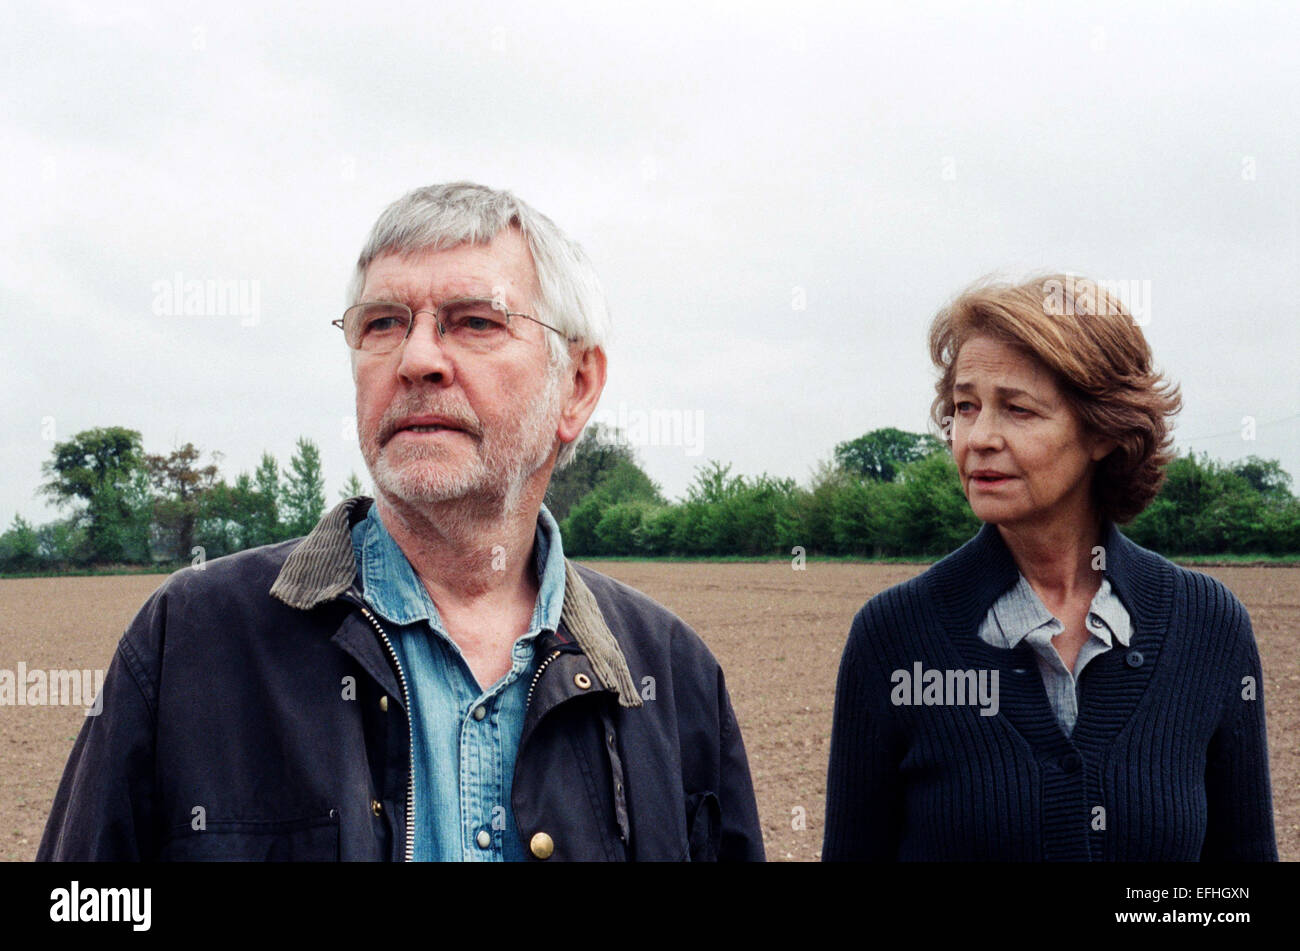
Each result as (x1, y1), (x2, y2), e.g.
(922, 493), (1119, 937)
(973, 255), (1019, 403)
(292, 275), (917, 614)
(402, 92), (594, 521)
(377, 402), (482, 444)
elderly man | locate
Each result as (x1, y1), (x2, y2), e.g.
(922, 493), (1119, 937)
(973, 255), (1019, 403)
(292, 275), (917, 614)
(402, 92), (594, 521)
(38, 183), (764, 862)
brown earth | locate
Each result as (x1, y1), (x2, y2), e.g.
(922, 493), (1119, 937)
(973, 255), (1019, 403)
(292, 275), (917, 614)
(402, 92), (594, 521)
(1, 564), (1295, 862)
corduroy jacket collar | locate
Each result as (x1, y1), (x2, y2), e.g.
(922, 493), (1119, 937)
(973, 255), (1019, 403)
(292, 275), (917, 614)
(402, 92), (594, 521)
(269, 495), (641, 708)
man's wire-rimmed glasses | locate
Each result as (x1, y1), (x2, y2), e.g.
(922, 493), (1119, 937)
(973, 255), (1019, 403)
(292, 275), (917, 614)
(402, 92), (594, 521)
(333, 297), (573, 355)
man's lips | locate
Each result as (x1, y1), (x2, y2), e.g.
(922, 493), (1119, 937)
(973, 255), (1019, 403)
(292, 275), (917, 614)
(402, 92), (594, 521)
(384, 414), (477, 442)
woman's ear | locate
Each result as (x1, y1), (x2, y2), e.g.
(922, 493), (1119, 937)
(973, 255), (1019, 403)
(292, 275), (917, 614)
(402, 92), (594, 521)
(1089, 434), (1119, 462)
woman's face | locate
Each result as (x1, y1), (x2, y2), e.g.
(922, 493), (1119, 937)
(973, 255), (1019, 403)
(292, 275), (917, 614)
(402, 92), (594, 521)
(950, 335), (1113, 531)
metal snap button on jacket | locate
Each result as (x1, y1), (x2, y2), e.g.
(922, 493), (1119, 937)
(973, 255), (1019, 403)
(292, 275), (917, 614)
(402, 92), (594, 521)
(1125, 649), (1144, 668)
(472, 705), (487, 721)
(573, 673), (592, 690)
(530, 832), (555, 859)
(379, 695), (388, 712)
(371, 799), (383, 816)
(476, 829), (491, 849)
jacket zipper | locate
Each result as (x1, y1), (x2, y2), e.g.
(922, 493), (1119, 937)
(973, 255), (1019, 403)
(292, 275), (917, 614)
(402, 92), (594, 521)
(526, 649), (562, 709)
(358, 605), (416, 863)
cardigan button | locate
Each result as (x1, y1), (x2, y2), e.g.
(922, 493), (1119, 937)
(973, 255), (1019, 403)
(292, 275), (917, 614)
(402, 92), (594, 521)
(1125, 649), (1144, 668)
(1059, 753), (1082, 773)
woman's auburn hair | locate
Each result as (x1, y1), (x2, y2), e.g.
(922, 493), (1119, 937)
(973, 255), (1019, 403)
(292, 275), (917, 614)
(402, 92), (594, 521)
(928, 274), (1182, 525)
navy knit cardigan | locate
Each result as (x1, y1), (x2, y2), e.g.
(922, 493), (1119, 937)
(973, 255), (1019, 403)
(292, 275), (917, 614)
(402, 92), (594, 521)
(822, 522), (1277, 861)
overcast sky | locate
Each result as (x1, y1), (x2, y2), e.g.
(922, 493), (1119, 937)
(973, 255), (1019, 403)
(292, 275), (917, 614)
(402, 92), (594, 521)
(3, 0), (1297, 527)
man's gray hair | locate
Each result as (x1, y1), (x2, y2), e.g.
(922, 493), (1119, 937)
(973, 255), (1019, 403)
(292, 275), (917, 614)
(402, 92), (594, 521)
(350, 182), (609, 468)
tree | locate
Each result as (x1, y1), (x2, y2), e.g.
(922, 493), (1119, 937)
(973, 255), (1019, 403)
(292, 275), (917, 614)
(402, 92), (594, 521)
(39, 427), (150, 563)
(1231, 456), (1293, 503)
(282, 438), (326, 537)
(891, 452), (981, 555)
(249, 452), (284, 545)
(0, 514), (40, 572)
(339, 471), (367, 500)
(196, 472), (260, 557)
(834, 427), (945, 482)
(36, 518), (84, 565)
(544, 423), (660, 521)
(1128, 453), (1269, 554)
(146, 443), (221, 560)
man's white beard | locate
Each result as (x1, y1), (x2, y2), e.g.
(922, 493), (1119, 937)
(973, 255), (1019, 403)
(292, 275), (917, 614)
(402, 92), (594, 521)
(363, 369), (563, 518)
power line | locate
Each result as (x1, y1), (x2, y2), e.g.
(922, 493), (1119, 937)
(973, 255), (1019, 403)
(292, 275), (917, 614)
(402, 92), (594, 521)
(1177, 412), (1300, 444)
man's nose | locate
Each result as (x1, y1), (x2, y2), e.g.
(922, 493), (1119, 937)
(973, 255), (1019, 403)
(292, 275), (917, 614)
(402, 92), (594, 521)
(396, 311), (455, 385)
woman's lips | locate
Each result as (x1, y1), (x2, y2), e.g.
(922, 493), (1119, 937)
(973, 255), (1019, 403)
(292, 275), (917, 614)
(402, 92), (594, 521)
(969, 471), (1016, 488)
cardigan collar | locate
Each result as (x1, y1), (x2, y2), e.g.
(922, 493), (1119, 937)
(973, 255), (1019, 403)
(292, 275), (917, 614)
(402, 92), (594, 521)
(269, 495), (641, 708)
(928, 520), (1171, 636)
(926, 519), (1175, 766)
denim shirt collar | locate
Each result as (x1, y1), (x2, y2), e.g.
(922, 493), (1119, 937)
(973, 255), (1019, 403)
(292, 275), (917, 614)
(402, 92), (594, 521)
(270, 496), (641, 707)
(352, 501), (566, 637)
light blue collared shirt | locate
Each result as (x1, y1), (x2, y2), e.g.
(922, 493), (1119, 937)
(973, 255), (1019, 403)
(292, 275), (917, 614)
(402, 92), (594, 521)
(977, 574), (1132, 737)
(350, 501), (566, 861)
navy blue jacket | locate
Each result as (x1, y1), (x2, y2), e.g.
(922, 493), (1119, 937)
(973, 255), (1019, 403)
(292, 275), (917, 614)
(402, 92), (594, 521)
(38, 497), (765, 862)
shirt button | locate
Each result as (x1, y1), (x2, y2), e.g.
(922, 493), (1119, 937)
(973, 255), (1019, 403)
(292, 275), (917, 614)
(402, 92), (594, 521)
(379, 695), (389, 712)
(472, 705), (487, 721)
(1088, 614), (1103, 628)
(476, 829), (491, 849)
(530, 832), (555, 860)
(1125, 649), (1145, 668)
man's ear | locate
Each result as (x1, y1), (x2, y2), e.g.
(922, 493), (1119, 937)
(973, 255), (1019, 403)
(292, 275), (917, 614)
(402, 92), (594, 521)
(556, 346), (607, 447)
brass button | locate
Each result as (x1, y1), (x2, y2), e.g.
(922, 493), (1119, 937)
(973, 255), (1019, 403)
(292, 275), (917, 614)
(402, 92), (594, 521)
(371, 799), (383, 817)
(379, 695), (389, 712)
(530, 831), (555, 859)
(574, 673), (592, 690)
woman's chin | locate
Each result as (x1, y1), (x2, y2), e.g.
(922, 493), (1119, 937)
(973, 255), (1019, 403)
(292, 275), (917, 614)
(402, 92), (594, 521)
(968, 501), (1026, 526)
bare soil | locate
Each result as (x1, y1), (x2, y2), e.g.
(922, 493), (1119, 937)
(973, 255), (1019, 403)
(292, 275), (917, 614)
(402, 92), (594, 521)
(1, 564), (1295, 861)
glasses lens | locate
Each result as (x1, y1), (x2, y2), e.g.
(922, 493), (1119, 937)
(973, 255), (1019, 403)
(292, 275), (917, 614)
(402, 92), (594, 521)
(438, 299), (512, 352)
(345, 302), (411, 351)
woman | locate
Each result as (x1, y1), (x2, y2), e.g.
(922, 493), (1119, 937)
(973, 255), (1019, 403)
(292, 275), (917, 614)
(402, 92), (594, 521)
(822, 275), (1276, 861)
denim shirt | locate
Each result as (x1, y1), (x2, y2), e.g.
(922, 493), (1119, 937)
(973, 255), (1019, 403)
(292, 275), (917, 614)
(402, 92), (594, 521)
(350, 502), (566, 861)
(977, 574), (1132, 737)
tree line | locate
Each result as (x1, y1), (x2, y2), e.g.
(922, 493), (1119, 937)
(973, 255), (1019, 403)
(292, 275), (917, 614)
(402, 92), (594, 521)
(550, 426), (1300, 558)
(3, 423), (1298, 573)
(0, 426), (356, 572)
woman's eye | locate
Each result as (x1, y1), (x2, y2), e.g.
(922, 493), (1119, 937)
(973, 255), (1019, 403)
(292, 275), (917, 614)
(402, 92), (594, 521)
(1009, 405), (1032, 416)
(955, 401), (975, 412)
